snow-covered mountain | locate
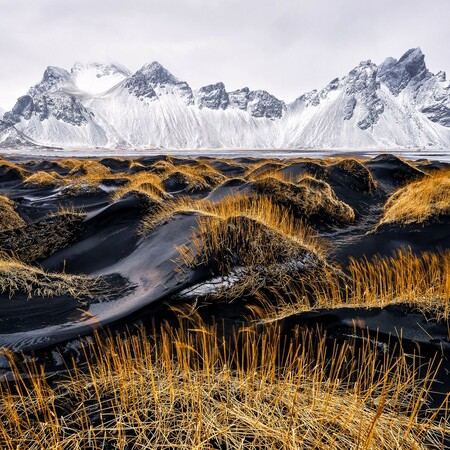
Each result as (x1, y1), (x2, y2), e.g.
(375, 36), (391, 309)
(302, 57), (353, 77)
(1, 48), (449, 150)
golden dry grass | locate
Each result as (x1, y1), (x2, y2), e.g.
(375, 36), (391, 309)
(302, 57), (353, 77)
(151, 159), (176, 173)
(142, 193), (322, 253)
(251, 176), (355, 225)
(0, 209), (86, 264)
(110, 171), (168, 203)
(0, 324), (447, 449)
(177, 201), (325, 300)
(378, 170), (450, 226)
(0, 256), (101, 300)
(161, 162), (226, 192)
(0, 195), (25, 231)
(245, 160), (287, 180)
(62, 160), (111, 178)
(0, 159), (27, 179)
(23, 171), (60, 186)
(59, 160), (113, 195)
(256, 248), (450, 322)
(150, 159), (226, 191)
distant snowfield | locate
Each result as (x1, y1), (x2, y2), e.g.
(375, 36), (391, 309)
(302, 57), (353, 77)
(1, 146), (449, 163)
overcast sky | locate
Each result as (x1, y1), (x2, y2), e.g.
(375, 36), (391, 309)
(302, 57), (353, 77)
(0, 0), (449, 110)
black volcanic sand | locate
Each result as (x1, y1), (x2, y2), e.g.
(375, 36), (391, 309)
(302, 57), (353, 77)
(0, 153), (449, 411)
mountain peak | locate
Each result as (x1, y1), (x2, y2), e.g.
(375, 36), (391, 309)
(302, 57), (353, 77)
(379, 47), (429, 95)
(398, 47), (424, 62)
(194, 82), (229, 110)
(28, 66), (71, 97)
(138, 61), (178, 85)
(124, 61), (193, 104)
(43, 66), (71, 80)
(142, 61), (164, 71)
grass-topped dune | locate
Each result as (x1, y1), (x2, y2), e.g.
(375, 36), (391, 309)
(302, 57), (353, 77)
(0, 209), (86, 264)
(0, 256), (101, 301)
(174, 195), (327, 300)
(378, 169), (450, 227)
(0, 195), (25, 231)
(160, 161), (226, 193)
(250, 174), (355, 226)
(273, 158), (378, 194)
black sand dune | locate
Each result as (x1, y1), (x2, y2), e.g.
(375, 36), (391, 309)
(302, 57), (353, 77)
(0, 211), (212, 351)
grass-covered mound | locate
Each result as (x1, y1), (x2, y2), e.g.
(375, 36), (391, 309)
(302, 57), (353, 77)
(251, 175), (355, 226)
(110, 172), (169, 203)
(23, 171), (60, 187)
(0, 195), (25, 231)
(0, 256), (100, 300)
(0, 209), (86, 263)
(326, 158), (378, 193)
(0, 159), (26, 182)
(176, 196), (326, 300)
(378, 169), (450, 226)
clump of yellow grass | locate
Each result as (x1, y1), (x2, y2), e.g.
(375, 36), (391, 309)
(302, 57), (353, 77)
(173, 195), (326, 300)
(378, 170), (450, 226)
(0, 195), (24, 231)
(156, 161), (226, 192)
(23, 171), (59, 186)
(256, 248), (450, 323)
(142, 194), (323, 255)
(251, 175), (355, 225)
(0, 255), (100, 300)
(0, 159), (27, 179)
(0, 208), (86, 264)
(110, 171), (168, 203)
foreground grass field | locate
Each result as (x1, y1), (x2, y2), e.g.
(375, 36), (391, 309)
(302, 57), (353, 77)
(1, 324), (448, 449)
(0, 154), (449, 448)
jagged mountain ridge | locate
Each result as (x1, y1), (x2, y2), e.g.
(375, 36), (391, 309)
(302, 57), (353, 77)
(1, 48), (449, 150)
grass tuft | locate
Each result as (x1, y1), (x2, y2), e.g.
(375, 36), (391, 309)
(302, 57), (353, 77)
(0, 195), (25, 231)
(23, 171), (60, 186)
(110, 172), (168, 203)
(257, 248), (450, 322)
(0, 256), (101, 300)
(0, 209), (86, 263)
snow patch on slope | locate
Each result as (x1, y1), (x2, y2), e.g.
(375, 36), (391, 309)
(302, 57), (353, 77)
(70, 63), (131, 96)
